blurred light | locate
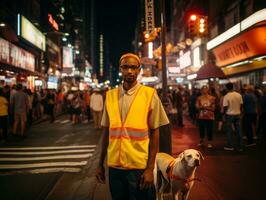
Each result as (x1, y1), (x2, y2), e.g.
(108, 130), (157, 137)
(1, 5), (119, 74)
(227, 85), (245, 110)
(0, 23), (6, 27)
(138, 42), (142, 46)
(145, 33), (149, 38)
(116, 79), (120, 82)
(62, 37), (67, 41)
(199, 28), (205, 33)
(67, 44), (72, 48)
(148, 42), (153, 59)
(200, 18), (205, 23)
(190, 15), (197, 21)
(187, 74), (197, 80)
(64, 33), (69, 36)
(118, 72), (122, 76)
(75, 50), (80, 54)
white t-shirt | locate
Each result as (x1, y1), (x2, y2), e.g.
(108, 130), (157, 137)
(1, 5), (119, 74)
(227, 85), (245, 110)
(90, 93), (103, 112)
(223, 91), (243, 115)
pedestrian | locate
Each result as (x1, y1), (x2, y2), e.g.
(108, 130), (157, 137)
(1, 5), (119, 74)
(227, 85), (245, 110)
(83, 89), (91, 122)
(96, 53), (169, 200)
(223, 82), (243, 151)
(0, 88), (9, 140)
(46, 89), (56, 123)
(174, 85), (184, 127)
(257, 85), (266, 139)
(90, 88), (103, 129)
(196, 85), (216, 148)
(26, 89), (34, 126)
(71, 90), (82, 124)
(11, 83), (29, 138)
(242, 85), (257, 147)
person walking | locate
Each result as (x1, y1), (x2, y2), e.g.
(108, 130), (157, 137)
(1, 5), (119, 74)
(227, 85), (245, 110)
(223, 83), (243, 151)
(90, 88), (103, 129)
(242, 85), (257, 147)
(11, 84), (29, 138)
(174, 85), (184, 127)
(96, 53), (169, 200)
(0, 88), (9, 140)
(46, 89), (56, 123)
(83, 89), (91, 123)
(196, 86), (216, 148)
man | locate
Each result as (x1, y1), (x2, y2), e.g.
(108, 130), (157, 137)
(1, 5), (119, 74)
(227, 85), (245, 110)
(11, 84), (29, 138)
(90, 88), (103, 129)
(96, 53), (169, 200)
(174, 85), (184, 127)
(223, 82), (243, 151)
(242, 85), (257, 147)
(257, 85), (266, 138)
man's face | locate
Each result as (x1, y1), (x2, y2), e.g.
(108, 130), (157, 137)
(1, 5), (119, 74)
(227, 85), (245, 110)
(120, 57), (141, 84)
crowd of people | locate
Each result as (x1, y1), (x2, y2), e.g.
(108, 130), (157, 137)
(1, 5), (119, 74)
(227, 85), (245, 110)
(160, 83), (266, 151)
(0, 83), (106, 140)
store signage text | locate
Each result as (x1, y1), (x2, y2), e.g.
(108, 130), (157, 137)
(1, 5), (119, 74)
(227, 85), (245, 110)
(0, 37), (35, 71)
(48, 14), (59, 31)
(218, 41), (250, 61)
(212, 26), (266, 67)
(145, 0), (154, 33)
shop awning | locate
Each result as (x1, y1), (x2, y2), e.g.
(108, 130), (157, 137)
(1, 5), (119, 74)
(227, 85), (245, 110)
(0, 24), (18, 42)
(196, 64), (226, 80)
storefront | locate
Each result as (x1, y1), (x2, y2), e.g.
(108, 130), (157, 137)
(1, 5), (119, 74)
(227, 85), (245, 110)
(207, 8), (266, 86)
(0, 37), (38, 90)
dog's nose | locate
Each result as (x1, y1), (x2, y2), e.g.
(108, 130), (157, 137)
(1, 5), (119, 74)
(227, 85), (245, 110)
(194, 159), (200, 166)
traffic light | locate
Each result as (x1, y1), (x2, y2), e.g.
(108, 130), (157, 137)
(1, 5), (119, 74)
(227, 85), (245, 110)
(187, 14), (208, 37)
(198, 16), (208, 36)
(188, 14), (198, 37)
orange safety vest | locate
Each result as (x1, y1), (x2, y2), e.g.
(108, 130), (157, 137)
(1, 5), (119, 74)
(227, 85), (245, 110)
(106, 85), (155, 169)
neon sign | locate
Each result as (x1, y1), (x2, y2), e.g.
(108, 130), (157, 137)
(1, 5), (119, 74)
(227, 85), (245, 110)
(48, 14), (59, 31)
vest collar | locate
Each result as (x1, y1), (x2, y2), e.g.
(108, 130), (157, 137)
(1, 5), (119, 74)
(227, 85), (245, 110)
(120, 82), (141, 96)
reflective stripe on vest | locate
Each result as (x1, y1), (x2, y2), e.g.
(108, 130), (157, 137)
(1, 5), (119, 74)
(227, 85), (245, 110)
(106, 85), (155, 169)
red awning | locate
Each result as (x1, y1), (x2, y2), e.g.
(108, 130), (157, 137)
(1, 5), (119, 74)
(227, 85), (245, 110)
(196, 64), (226, 80)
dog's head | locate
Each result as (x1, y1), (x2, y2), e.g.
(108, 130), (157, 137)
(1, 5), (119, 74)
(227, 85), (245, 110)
(178, 149), (204, 168)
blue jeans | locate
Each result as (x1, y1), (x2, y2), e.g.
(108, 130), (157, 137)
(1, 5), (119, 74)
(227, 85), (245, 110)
(108, 168), (156, 200)
(225, 115), (243, 148)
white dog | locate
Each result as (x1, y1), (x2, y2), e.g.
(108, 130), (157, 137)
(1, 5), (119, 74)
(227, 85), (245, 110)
(154, 149), (204, 200)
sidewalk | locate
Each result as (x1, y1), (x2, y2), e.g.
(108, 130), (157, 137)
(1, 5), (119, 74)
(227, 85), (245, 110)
(47, 118), (266, 200)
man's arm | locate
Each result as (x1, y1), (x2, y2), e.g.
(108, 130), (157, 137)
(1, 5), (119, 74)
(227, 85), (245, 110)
(140, 128), (159, 189)
(96, 127), (109, 184)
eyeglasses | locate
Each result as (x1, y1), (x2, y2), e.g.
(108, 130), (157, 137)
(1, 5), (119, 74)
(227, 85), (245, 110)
(120, 65), (140, 71)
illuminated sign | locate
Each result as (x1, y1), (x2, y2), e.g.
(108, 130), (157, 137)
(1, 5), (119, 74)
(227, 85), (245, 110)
(18, 14), (46, 51)
(207, 8), (266, 50)
(63, 47), (74, 68)
(180, 51), (191, 69)
(48, 14), (59, 31)
(0, 37), (35, 71)
(212, 26), (266, 67)
(193, 47), (201, 68)
(145, 0), (154, 33)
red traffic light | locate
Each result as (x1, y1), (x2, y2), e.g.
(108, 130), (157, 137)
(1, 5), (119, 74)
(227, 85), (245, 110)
(190, 14), (197, 21)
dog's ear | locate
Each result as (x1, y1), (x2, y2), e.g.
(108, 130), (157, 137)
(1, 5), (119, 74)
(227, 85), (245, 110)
(198, 150), (204, 160)
(178, 152), (184, 160)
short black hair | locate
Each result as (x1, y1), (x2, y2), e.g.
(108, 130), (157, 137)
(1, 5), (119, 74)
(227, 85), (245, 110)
(16, 83), (23, 90)
(226, 82), (234, 90)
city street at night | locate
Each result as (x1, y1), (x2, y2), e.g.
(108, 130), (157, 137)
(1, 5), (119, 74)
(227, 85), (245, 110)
(0, 116), (265, 200)
(1, 0), (266, 199)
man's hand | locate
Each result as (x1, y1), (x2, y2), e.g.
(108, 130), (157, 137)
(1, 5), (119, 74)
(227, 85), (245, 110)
(96, 166), (106, 184)
(140, 168), (154, 190)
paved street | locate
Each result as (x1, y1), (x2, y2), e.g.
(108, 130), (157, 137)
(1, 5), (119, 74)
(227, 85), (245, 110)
(0, 116), (101, 200)
(0, 116), (265, 200)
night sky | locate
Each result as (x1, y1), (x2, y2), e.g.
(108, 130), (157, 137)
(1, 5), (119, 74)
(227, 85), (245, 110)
(97, 0), (139, 68)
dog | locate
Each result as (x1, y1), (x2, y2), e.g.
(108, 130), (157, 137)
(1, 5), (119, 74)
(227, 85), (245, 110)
(154, 149), (204, 200)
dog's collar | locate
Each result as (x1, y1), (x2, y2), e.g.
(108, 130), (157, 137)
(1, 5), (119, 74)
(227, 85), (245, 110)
(166, 160), (201, 183)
